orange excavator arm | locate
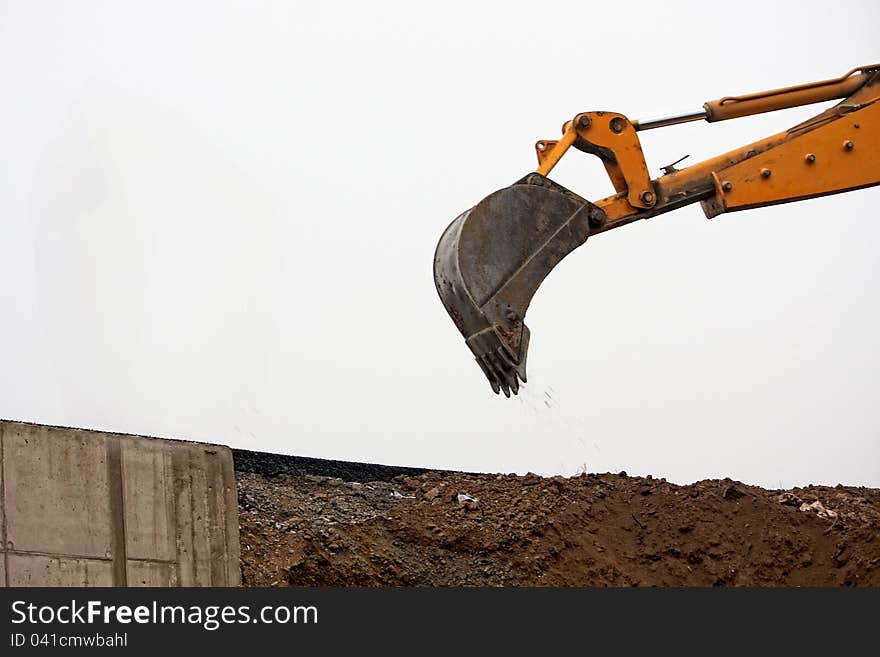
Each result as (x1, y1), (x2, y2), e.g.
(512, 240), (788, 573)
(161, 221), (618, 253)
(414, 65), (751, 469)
(537, 63), (880, 231)
(434, 65), (880, 396)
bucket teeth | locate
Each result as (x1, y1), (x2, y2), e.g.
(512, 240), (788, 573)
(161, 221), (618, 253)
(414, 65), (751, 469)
(464, 326), (528, 396)
(476, 350), (520, 397)
(434, 173), (602, 396)
(475, 357), (502, 395)
(479, 349), (518, 398)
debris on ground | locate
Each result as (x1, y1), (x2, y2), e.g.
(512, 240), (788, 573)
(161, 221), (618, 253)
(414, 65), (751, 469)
(799, 500), (838, 520)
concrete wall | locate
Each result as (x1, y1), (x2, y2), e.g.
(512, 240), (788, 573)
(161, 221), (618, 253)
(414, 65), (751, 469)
(0, 420), (240, 586)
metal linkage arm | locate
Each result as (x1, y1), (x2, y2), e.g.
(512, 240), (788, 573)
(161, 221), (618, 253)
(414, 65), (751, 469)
(533, 65), (880, 231)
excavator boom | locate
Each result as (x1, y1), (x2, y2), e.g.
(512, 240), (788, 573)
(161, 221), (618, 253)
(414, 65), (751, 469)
(434, 65), (880, 395)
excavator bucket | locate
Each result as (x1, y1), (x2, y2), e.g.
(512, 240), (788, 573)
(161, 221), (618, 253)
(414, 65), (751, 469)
(434, 173), (606, 396)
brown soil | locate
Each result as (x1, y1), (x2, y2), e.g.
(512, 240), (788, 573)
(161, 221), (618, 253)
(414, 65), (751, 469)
(237, 468), (880, 586)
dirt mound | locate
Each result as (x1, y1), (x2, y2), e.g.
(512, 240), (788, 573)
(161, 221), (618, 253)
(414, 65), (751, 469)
(237, 467), (880, 586)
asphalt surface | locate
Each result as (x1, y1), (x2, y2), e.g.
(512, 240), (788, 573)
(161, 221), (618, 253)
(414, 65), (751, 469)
(232, 448), (436, 482)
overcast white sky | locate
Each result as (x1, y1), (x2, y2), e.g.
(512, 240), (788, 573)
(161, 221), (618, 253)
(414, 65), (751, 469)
(1, 1), (878, 488)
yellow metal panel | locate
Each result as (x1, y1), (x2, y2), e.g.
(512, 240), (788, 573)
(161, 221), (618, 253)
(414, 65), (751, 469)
(714, 101), (879, 212)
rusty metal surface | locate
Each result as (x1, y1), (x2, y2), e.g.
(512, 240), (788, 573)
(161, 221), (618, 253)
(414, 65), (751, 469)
(434, 174), (605, 396)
